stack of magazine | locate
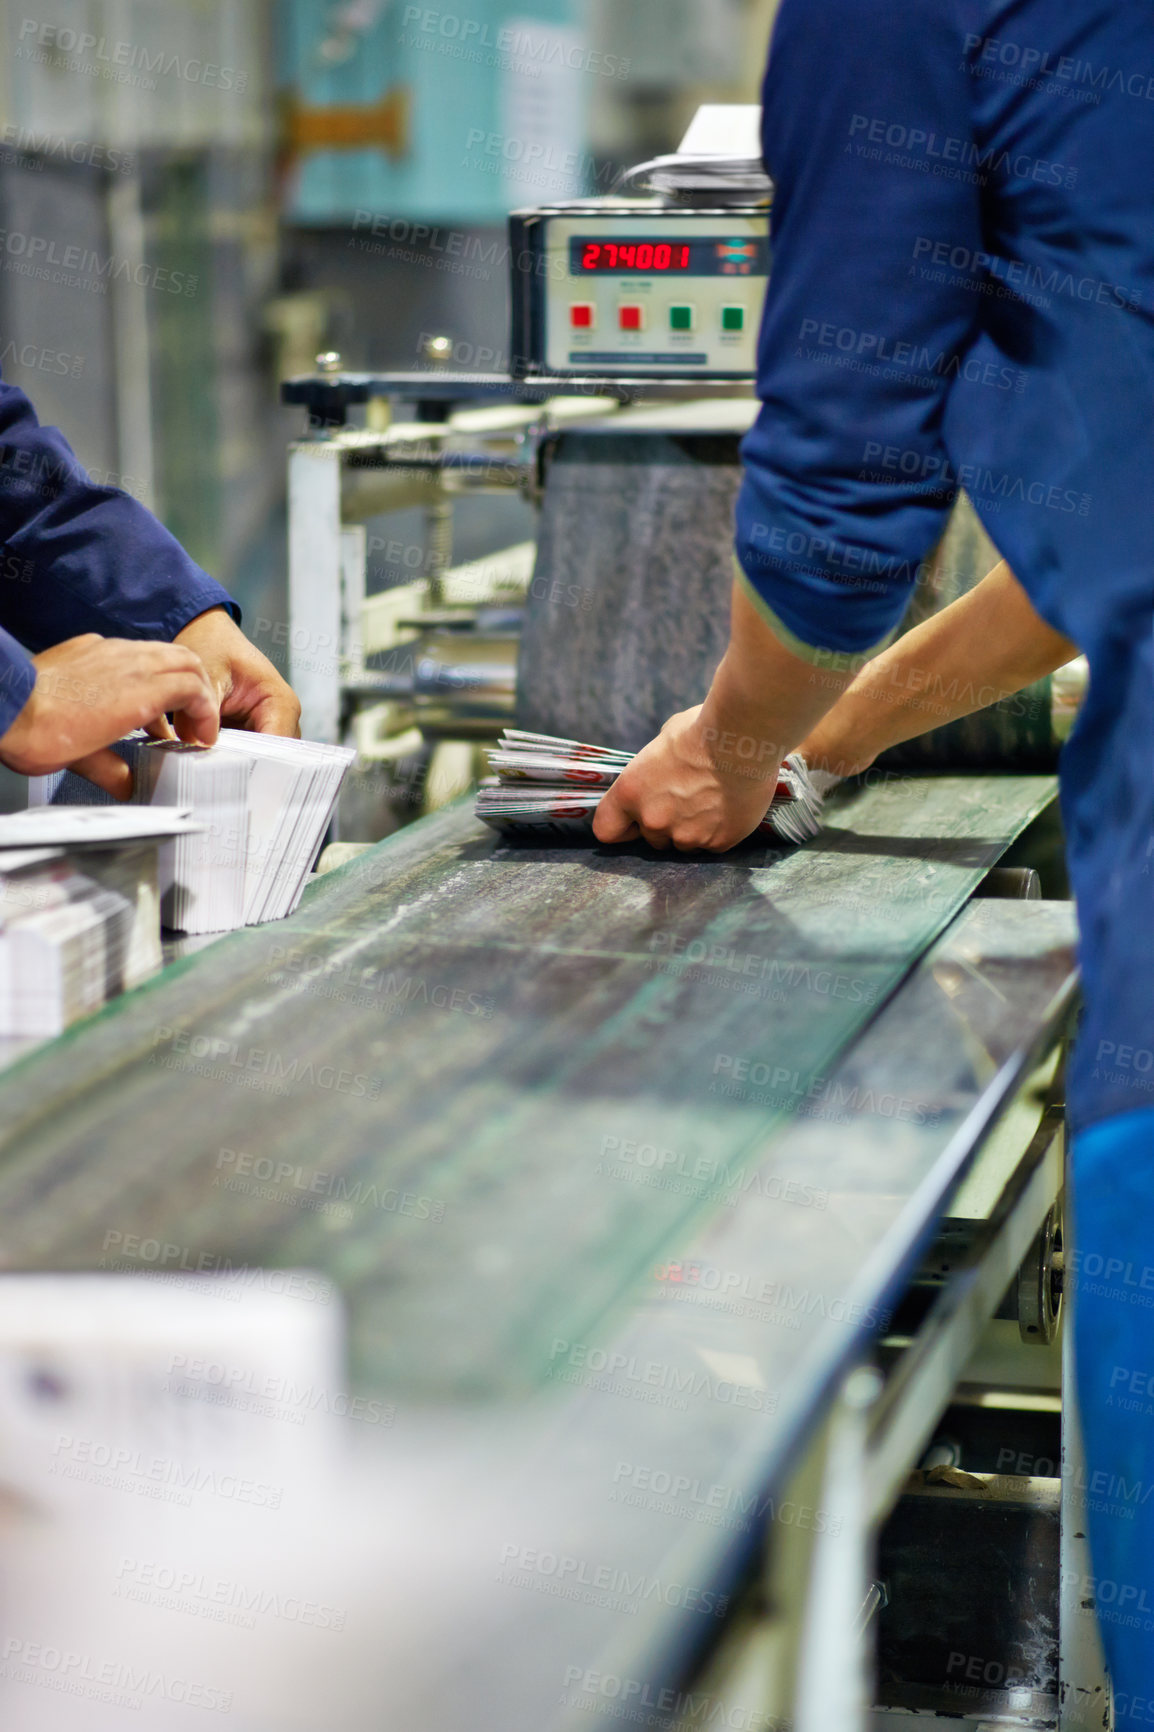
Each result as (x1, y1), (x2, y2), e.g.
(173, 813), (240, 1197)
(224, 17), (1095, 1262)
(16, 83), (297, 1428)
(476, 731), (824, 844)
(32, 731), (355, 935)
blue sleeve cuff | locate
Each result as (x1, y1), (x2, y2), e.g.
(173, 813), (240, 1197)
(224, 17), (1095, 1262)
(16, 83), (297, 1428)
(0, 628), (37, 735)
(732, 559), (893, 673)
(41, 570), (242, 646)
(147, 576), (242, 641)
(734, 469), (924, 654)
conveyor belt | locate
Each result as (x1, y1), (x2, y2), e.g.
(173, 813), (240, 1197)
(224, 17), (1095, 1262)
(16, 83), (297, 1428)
(540, 894), (1077, 1732)
(0, 773), (1055, 1403)
(0, 894), (1074, 1732)
(0, 776), (1080, 1732)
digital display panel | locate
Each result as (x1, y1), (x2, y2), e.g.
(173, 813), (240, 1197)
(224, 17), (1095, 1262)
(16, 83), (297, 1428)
(569, 236), (768, 277)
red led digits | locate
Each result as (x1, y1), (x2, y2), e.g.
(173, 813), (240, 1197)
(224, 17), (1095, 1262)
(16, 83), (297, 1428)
(575, 240), (693, 273)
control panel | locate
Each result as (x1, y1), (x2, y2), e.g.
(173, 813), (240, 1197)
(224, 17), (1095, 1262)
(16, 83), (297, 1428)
(509, 204), (770, 380)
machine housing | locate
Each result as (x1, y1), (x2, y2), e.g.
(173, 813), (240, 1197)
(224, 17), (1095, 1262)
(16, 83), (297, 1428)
(509, 199), (769, 379)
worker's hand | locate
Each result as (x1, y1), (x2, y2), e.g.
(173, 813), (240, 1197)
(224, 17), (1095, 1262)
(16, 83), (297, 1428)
(593, 705), (783, 852)
(174, 607), (302, 738)
(0, 634), (219, 799)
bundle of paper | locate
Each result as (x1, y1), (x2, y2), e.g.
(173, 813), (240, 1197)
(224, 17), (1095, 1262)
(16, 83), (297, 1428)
(0, 861), (133, 1037)
(0, 808), (205, 996)
(31, 732), (355, 934)
(127, 740), (253, 933)
(219, 732), (356, 925)
(476, 731), (824, 844)
(0, 807), (202, 852)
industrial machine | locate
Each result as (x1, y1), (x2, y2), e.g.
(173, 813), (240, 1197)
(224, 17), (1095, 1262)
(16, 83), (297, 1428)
(0, 111), (1102, 1730)
(280, 104), (1079, 783)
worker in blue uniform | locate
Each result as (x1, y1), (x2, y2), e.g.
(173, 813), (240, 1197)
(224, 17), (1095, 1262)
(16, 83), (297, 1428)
(596, 0), (1154, 1711)
(0, 371), (299, 796)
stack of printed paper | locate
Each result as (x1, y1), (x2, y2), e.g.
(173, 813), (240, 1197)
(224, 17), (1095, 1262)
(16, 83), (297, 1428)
(219, 732), (356, 925)
(0, 807), (203, 1004)
(475, 731), (824, 844)
(130, 741), (253, 934)
(0, 807), (192, 1037)
(0, 862), (132, 1036)
(31, 731), (355, 934)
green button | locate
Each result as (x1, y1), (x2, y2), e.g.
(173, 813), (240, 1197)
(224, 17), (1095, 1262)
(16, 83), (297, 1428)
(721, 305), (745, 333)
(669, 304), (694, 332)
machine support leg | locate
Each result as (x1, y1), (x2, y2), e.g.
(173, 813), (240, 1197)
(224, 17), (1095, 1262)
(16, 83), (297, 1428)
(1060, 1269), (1113, 1728)
(288, 443), (344, 744)
(793, 1365), (884, 1732)
(340, 524), (367, 686)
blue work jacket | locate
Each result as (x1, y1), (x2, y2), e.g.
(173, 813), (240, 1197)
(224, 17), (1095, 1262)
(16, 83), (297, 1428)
(737, 0), (1154, 1132)
(0, 374), (237, 731)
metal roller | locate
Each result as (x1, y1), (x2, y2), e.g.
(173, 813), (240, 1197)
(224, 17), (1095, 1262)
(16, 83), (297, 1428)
(362, 612), (520, 739)
(1003, 1203), (1065, 1346)
(409, 626), (519, 738)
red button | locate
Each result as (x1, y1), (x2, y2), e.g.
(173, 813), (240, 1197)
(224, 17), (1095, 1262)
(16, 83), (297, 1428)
(570, 303), (595, 329)
(619, 305), (644, 332)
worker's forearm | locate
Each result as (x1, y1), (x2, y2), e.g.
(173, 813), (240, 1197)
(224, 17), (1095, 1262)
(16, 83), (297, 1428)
(800, 562), (1079, 779)
(699, 580), (856, 773)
